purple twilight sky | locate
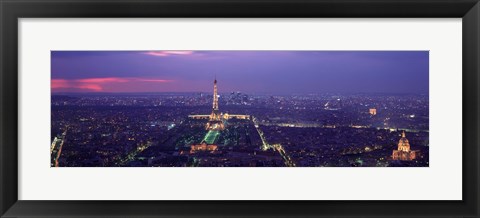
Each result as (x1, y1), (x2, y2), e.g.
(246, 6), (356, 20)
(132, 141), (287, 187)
(51, 51), (428, 94)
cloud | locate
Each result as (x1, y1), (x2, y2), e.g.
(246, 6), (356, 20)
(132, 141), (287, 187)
(136, 79), (171, 82)
(79, 77), (129, 83)
(52, 77), (172, 92)
(142, 51), (194, 57)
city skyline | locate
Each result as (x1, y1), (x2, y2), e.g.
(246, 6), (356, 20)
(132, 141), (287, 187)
(51, 50), (429, 167)
(51, 51), (429, 94)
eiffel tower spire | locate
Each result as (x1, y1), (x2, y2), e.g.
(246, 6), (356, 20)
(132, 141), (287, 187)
(213, 76), (218, 111)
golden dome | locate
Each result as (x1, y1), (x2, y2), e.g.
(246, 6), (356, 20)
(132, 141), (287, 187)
(399, 137), (409, 145)
(397, 131), (411, 152)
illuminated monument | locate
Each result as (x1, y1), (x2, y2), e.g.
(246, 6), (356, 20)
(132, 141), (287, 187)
(188, 77), (250, 130)
(206, 77), (225, 130)
(392, 131), (420, 161)
(189, 77), (250, 152)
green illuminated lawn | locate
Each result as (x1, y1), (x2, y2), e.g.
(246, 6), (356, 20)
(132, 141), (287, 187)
(203, 130), (220, 144)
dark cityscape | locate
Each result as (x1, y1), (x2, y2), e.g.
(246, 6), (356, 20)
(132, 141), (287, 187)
(50, 51), (429, 167)
(51, 88), (429, 167)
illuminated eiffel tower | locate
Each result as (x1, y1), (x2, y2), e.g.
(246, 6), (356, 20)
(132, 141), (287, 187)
(206, 76), (224, 130)
(188, 77), (250, 131)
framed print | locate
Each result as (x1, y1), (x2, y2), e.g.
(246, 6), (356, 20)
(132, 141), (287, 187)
(1, 0), (479, 217)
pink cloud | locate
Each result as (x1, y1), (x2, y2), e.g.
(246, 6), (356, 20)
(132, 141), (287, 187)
(142, 51), (194, 57)
(52, 79), (103, 91)
(137, 79), (171, 82)
(80, 77), (129, 83)
(52, 77), (172, 92)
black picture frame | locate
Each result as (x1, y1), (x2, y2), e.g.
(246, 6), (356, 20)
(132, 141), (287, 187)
(1, 0), (479, 217)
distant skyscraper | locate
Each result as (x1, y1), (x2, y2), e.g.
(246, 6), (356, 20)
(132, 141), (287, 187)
(392, 131), (420, 161)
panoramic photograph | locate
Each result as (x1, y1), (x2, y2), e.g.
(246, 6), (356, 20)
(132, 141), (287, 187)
(51, 51), (429, 167)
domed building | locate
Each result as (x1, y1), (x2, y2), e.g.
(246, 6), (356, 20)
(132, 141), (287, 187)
(392, 131), (420, 161)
